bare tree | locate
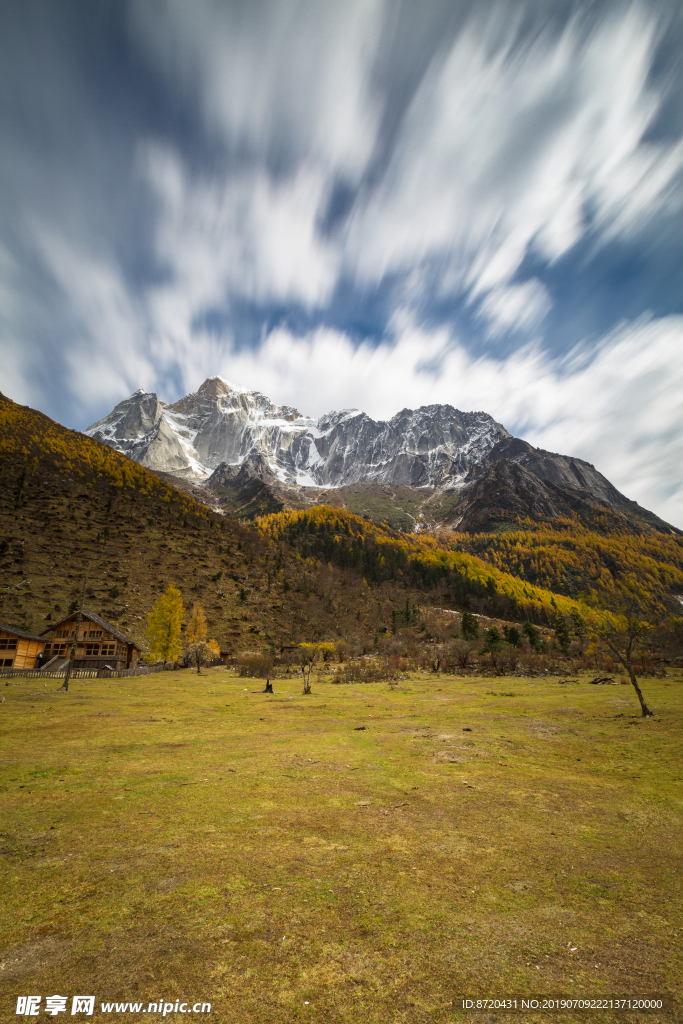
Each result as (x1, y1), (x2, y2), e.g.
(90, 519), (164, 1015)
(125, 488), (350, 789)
(334, 640), (351, 663)
(58, 566), (88, 693)
(589, 604), (654, 718)
(300, 648), (316, 694)
(448, 639), (477, 671)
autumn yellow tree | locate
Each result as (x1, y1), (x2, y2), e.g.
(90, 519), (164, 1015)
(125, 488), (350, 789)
(184, 601), (220, 674)
(146, 585), (184, 663)
(185, 602), (208, 644)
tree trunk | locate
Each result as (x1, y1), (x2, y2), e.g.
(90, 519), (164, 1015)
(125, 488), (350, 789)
(58, 572), (88, 692)
(628, 666), (653, 717)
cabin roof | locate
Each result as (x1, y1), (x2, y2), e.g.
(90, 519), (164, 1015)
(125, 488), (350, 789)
(41, 609), (140, 649)
(0, 622), (48, 643)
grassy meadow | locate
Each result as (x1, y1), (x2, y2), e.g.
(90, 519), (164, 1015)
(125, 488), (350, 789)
(0, 667), (681, 1023)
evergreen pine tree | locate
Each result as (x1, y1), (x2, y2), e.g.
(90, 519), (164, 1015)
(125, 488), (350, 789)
(461, 611), (479, 641)
(554, 612), (572, 655)
(523, 621), (543, 651)
(570, 607), (586, 645)
(503, 625), (522, 647)
(482, 626), (503, 652)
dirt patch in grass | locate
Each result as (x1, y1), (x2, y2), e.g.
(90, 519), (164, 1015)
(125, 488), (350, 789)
(0, 936), (71, 981)
(0, 669), (681, 1022)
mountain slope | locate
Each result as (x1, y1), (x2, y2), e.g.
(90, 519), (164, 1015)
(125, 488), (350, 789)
(3, 389), (680, 650)
(443, 436), (677, 535)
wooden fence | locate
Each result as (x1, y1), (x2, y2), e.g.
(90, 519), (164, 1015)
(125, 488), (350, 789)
(0, 664), (168, 680)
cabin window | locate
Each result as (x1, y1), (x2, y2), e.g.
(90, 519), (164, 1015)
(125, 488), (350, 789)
(88, 630), (102, 638)
(84, 644), (100, 656)
(1, 658), (13, 667)
(0, 638), (18, 650)
(102, 643), (116, 656)
(56, 629), (71, 638)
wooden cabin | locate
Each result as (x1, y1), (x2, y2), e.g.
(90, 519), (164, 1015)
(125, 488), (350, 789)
(0, 623), (47, 669)
(41, 611), (140, 671)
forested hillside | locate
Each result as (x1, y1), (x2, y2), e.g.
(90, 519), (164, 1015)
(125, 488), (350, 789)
(455, 516), (683, 614)
(258, 506), (587, 624)
(1, 393), (680, 658)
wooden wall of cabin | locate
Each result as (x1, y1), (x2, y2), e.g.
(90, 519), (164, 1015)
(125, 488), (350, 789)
(0, 630), (45, 669)
(42, 618), (137, 665)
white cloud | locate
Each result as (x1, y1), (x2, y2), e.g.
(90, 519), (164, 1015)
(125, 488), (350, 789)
(345, 4), (683, 304)
(131, 0), (383, 179)
(126, 0), (683, 363)
(142, 143), (338, 312)
(475, 279), (551, 338)
(0, 244), (35, 406)
(29, 226), (154, 406)
(130, 1), (683, 333)
(519, 318), (683, 529)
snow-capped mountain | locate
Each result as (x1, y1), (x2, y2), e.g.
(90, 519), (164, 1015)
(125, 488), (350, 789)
(85, 376), (512, 488)
(84, 375), (676, 534)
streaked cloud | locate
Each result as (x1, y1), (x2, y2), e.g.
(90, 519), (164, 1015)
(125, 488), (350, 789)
(1, 0), (682, 525)
(475, 280), (552, 338)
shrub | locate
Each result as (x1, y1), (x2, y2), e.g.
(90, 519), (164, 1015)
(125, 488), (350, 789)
(236, 653), (273, 678)
(517, 651), (548, 676)
(333, 659), (385, 684)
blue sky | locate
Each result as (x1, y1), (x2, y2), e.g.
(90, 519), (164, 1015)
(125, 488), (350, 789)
(1, 0), (682, 526)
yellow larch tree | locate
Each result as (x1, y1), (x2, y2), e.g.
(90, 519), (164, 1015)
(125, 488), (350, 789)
(185, 602), (208, 644)
(184, 601), (220, 674)
(146, 585), (185, 663)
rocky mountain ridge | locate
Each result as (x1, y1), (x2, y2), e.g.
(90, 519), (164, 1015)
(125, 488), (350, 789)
(85, 376), (677, 535)
(85, 376), (512, 488)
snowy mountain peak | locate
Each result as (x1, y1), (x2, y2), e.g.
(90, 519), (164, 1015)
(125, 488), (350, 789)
(195, 375), (246, 397)
(85, 377), (511, 487)
(211, 374), (250, 393)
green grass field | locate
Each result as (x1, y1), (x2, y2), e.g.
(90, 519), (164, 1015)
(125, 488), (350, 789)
(1, 668), (681, 1023)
